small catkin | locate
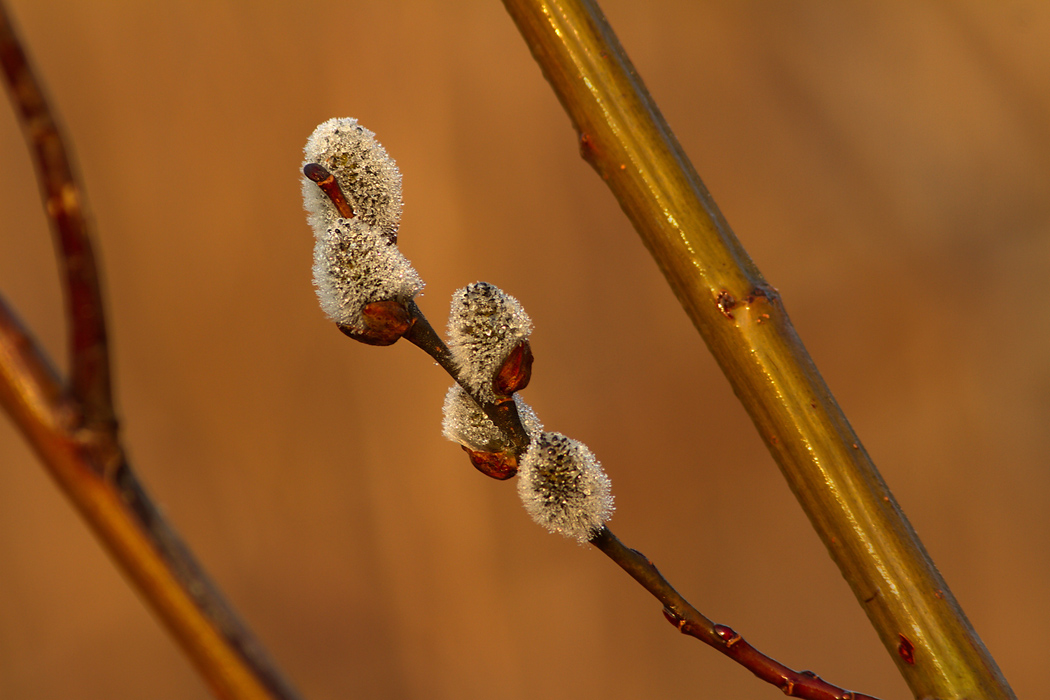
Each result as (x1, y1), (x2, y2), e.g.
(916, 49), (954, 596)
(302, 117), (403, 241)
(312, 217), (423, 328)
(517, 432), (614, 543)
(441, 384), (543, 453)
(447, 282), (532, 402)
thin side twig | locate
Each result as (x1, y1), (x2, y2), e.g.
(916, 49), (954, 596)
(327, 274), (880, 698)
(0, 6), (304, 699)
(500, 1), (1015, 699)
(590, 527), (879, 700)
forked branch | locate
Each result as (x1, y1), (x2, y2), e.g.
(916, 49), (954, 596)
(0, 1), (112, 431)
(0, 5), (302, 699)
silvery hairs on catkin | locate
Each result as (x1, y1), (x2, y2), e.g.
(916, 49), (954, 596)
(302, 119), (422, 330)
(518, 432), (614, 543)
(446, 282), (532, 403)
(441, 384), (543, 454)
(302, 117), (403, 240)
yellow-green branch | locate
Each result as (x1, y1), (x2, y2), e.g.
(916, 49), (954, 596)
(500, 1), (1014, 698)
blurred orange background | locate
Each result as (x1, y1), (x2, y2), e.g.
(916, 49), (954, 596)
(1, 2), (1048, 699)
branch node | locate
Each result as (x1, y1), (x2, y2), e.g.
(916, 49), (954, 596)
(714, 624), (742, 648)
(898, 634), (916, 665)
(716, 290), (736, 319)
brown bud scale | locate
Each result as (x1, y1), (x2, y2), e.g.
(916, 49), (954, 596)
(493, 339), (534, 396)
(337, 300), (413, 346)
(462, 446), (518, 480)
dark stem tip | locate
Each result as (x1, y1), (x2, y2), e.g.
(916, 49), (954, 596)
(303, 162), (330, 182)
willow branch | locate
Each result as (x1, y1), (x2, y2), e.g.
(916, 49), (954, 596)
(375, 297), (880, 699)
(0, 6), (304, 699)
(590, 527), (879, 700)
(0, 1), (112, 430)
(0, 295), (303, 700)
(500, 1), (1014, 699)
(307, 134), (884, 696)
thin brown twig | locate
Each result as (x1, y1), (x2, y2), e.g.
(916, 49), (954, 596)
(590, 527), (880, 700)
(306, 149), (885, 698)
(346, 287), (882, 699)
(0, 1), (112, 432)
(404, 311), (879, 697)
(0, 6), (305, 699)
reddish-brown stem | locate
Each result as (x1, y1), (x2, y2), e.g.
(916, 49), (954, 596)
(589, 527), (880, 700)
(0, 3), (113, 433)
(398, 295), (879, 698)
(401, 301), (531, 455)
(0, 6), (304, 698)
(0, 293), (304, 700)
(303, 162), (356, 220)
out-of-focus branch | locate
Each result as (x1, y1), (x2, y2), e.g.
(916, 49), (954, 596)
(0, 297), (302, 700)
(0, 5), (304, 699)
(0, 1), (112, 431)
(500, 1), (1014, 698)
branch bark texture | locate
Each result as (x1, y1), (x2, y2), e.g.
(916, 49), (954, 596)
(0, 5), (303, 699)
(500, 1), (1014, 698)
(0, 1), (112, 430)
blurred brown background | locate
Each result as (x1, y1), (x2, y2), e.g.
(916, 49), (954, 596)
(1, 2), (1048, 699)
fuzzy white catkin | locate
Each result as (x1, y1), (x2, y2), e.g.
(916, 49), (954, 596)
(441, 384), (543, 453)
(517, 432), (614, 543)
(447, 282), (532, 402)
(311, 217), (423, 328)
(302, 118), (403, 241)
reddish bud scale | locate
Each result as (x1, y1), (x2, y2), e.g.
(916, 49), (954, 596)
(714, 624), (742, 647)
(662, 607), (687, 630)
(897, 634), (916, 665)
(337, 300), (414, 346)
(462, 446), (518, 480)
(493, 339), (533, 396)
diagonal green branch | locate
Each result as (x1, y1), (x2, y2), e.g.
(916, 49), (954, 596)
(500, 1), (1014, 698)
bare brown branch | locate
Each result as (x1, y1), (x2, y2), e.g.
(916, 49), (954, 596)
(0, 2), (113, 432)
(590, 526), (880, 700)
(0, 5), (305, 699)
(372, 285), (884, 698)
